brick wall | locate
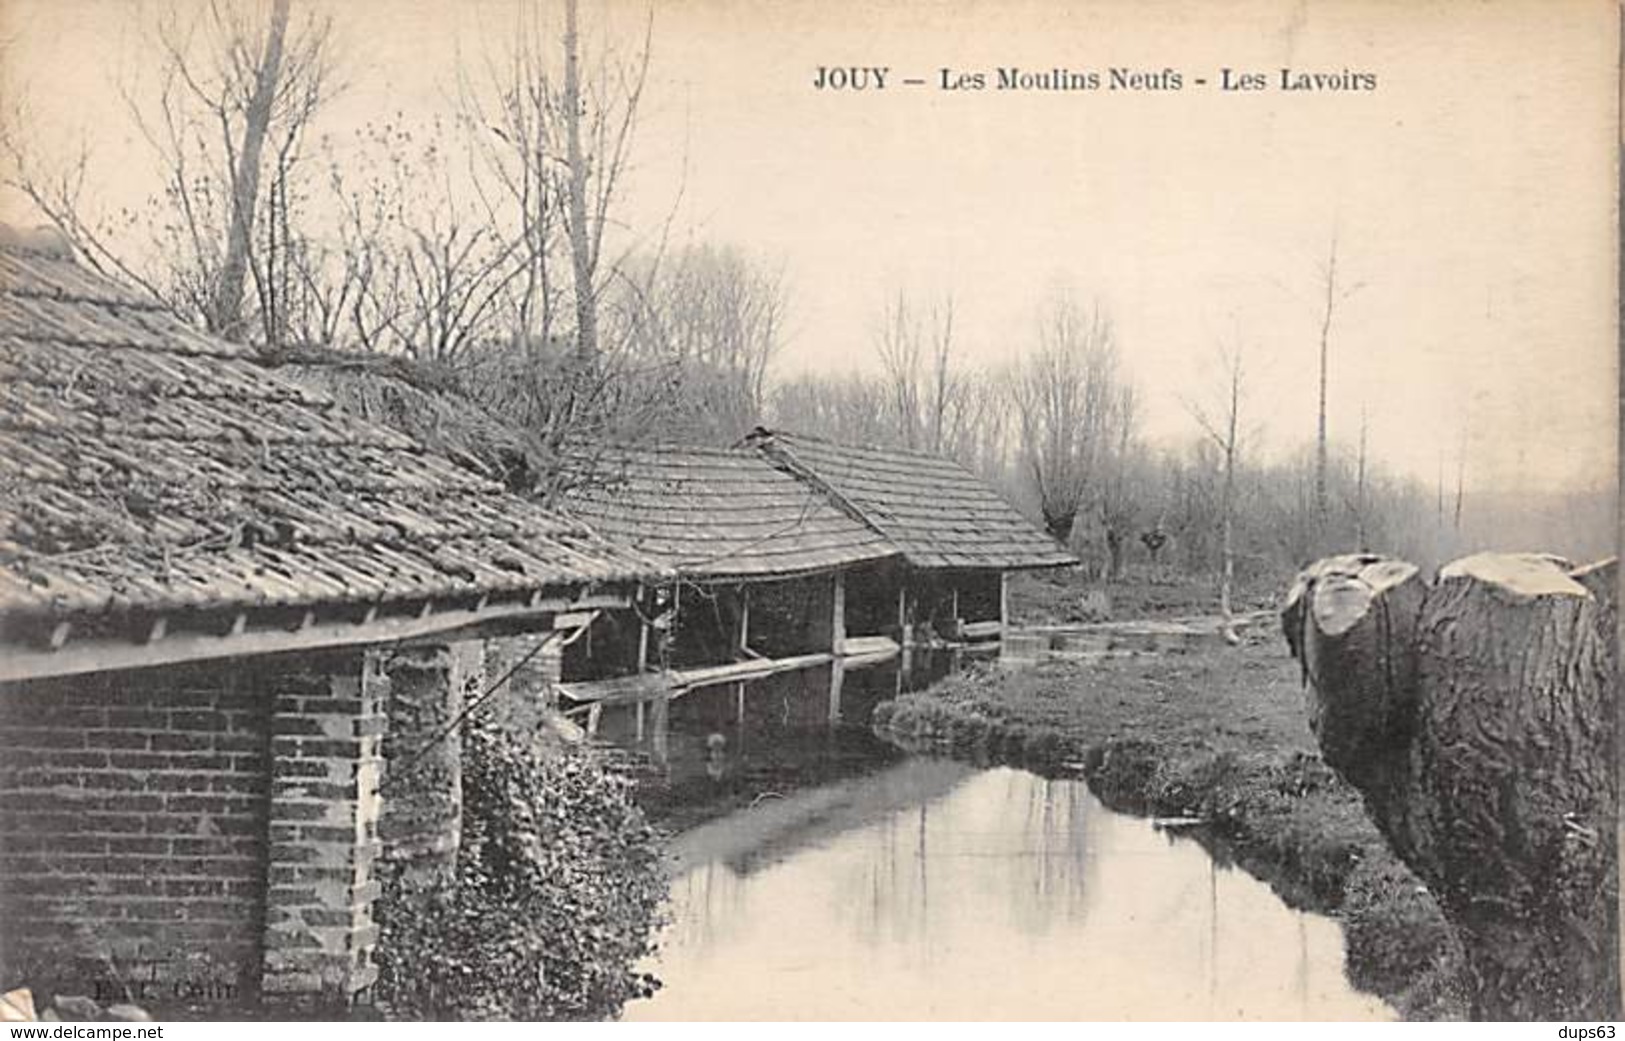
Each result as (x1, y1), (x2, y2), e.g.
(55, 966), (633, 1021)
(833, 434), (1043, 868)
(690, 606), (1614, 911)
(260, 649), (384, 1010)
(0, 663), (272, 1006)
(0, 644), (476, 1015)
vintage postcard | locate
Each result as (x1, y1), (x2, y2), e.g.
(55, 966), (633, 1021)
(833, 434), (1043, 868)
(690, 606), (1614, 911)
(0, 0), (1616, 1026)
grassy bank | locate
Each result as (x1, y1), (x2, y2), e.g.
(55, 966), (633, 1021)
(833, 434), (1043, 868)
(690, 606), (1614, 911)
(874, 639), (1472, 1021)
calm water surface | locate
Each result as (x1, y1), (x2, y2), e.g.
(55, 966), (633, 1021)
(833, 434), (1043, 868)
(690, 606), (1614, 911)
(624, 758), (1394, 1021)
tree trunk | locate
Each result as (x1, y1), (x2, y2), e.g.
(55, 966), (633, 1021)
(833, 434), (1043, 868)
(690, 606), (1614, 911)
(1284, 552), (1618, 1019)
(1105, 528), (1123, 583)
(1313, 238), (1337, 547)
(1218, 368), (1239, 641)
(562, 0), (598, 368)
(1281, 554), (1428, 855)
(213, 0), (290, 344)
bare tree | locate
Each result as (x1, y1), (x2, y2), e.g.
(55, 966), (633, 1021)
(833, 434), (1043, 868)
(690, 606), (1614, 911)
(448, 0), (656, 447)
(868, 289), (962, 452)
(215, 0), (291, 338)
(770, 372), (897, 446)
(2, 0), (336, 349)
(609, 242), (788, 440)
(1184, 342), (1248, 640)
(1008, 290), (1128, 544)
(1355, 404), (1369, 549)
(872, 290), (924, 448)
(1311, 233), (1365, 545)
(1093, 384), (1142, 580)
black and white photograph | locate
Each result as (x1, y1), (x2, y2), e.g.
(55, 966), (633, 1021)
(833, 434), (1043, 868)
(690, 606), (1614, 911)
(0, 0), (1617, 1026)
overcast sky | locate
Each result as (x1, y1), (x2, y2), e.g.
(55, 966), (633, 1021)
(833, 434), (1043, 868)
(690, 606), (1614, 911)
(2, 0), (1617, 495)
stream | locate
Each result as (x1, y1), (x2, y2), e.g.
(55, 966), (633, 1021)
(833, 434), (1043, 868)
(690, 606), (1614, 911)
(610, 686), (1394, 1021)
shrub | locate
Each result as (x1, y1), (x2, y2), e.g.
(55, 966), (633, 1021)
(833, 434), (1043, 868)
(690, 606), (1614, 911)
(374, 719), (667, 1021)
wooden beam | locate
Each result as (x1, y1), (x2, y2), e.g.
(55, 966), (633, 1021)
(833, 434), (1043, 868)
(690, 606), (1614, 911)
(557, 651), (836, 705)
(0, 591), (634, 684)
(843, 635), (901, 668)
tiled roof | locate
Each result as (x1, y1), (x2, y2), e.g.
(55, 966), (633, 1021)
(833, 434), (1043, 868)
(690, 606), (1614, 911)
(748, 430), (1077, 571)
(558, 444), (899, 579)
(0, 239), (663, 619)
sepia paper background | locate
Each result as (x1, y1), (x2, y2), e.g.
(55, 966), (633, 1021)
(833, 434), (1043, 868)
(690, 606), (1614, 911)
(0, 0), (1619, 1023)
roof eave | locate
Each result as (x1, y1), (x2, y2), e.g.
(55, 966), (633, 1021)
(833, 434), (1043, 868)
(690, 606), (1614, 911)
(0, 581), (647, 684)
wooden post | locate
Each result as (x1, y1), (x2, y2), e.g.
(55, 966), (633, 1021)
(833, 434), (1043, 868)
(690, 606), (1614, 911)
(650, 692), (669, 770)
(999, 571), (1010, 657)
(634, 606), (651, 742)
(829, 569), (846, 722)
(897, 582), (913, 691)
(733, 586), (751, 728)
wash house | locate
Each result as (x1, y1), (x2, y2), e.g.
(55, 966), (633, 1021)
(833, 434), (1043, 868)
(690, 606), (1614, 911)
(744, 428), (1077, 660)
(552, 433), (1076, 762)
(554, 443), (903, 754)
(0, 229), (665, 1013)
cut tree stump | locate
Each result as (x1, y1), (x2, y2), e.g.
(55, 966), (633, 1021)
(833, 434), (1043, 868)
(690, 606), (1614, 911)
(1283, 552), (1618, 1020)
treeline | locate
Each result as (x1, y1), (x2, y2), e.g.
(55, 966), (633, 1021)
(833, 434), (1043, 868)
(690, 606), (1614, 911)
(767, 289), (1474, 586)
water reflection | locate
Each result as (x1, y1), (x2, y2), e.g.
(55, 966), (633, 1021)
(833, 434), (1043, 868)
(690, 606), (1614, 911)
(626, 762), (1394, 1022)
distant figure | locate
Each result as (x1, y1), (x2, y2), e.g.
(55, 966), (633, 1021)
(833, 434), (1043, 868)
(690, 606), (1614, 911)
(704, 731), (727, 781)
(1139, 526), (1168, 566)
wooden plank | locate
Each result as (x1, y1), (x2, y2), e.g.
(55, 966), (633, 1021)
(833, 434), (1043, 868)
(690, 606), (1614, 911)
(961, 620), (1002, 641)
(556, 651), (837, 705)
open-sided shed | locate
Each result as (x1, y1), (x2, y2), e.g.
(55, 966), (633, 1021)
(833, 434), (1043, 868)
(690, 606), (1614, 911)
(745, 427), (1077, 652)
(555, 443), (904, 736)
(549, 431), (1075, 753)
